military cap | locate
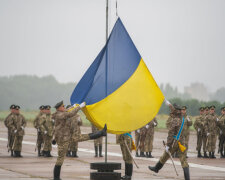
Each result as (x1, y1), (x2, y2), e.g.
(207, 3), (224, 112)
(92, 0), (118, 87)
(210, 105), (215, 109)
(10, 104), (16, 109)
(173, 103), (182, 110)
(45, 105), (51, 110)
(181, 106), (187, 110)
(39, 105), (45, 110)
(199, 107), (204, 111)
(54, 101), (64, 109)
(205, 106), (209, 110)
(66, 105), (72, 109)
(221, 107), (225, 110)
(15, 105), (20, 110)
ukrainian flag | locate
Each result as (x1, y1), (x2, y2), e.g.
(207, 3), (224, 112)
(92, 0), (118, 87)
(70, 18), (164, 134)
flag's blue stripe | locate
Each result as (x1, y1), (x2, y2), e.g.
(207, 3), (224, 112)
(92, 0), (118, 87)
(70, 18), (141, 105)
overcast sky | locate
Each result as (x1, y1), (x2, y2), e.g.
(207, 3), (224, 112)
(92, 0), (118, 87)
(0, 0), (224, 92)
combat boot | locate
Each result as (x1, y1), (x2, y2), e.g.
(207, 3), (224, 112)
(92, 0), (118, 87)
(10, 150), (13, 157)
(89, 124), (107, 139)
(209, 152), (212, 158)
(203, 151), (209, 158)
(211, 152), (216, 158)
(135, 151), (139, 157)
(121, 163), (133, 180)
(94, 146), (98, 157)
(148, 152), (154, 158)
(148, 161), (163, 173)
(140, 152), (145, 157)
(66, 151), (71, 157)
(146, 152), (149, 158)
(53, 165), (62, 180)
(197, 150), (202, 158)
(99, 145), (103, 157)
(38, 148), (41, 157)
(13, 151), (19, 157)
(72, 151), (78, 158)
(43, 151), (47, 157)
(183, 167), (190, 180)
(46, 151), (52, 157)
(18, 151), (23, 157)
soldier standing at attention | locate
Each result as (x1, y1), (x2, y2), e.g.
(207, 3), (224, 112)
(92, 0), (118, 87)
(40, 105), (54, 157)
(181, 106), (192, 158)
(66, 105), (82, 158)
(4, 104), (16, 157)
(52, 101), (106, 180)
(205, 105), (218, 158)
(217, 107), (225, 158)
(194, 107), (205, 157)
(33, 105), (45, 156)
(92, 124), (103, 157)
(118, 133), (133, 180)
(144, 118), (158, 158)
(202, 106), (210, 158)
(8, 105), (26, 157)
(148, 101), (190, 180)
(134, 129), (141, 157)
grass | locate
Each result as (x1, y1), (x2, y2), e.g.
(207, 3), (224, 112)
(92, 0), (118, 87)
(0, 111), (196, 130)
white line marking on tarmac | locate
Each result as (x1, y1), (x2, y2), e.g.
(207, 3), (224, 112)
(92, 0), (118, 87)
(1, 137), (225, 172)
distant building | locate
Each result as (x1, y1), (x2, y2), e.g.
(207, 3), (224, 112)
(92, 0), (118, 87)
(184, 83), (209, 101)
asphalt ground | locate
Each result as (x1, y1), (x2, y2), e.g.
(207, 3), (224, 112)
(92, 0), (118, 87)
(0, 121), (225, 180)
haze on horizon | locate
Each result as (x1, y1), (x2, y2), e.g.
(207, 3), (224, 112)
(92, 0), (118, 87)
(0, 0), (225, 93)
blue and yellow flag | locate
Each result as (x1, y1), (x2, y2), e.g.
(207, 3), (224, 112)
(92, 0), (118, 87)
(70, 18), (164, 134)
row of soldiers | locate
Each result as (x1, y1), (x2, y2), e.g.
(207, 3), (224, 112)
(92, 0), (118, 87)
(194, 106), (225, 158)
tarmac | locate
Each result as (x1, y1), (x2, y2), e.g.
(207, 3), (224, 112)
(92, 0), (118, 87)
(0, 121), (225, 180)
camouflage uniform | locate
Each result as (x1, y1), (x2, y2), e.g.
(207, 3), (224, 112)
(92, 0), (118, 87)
(139, 126), (147, 157)
(144, 118), (158, 157)
(205, 112), (218, 157)
(8, 113), (26, 156)
(4, 112), (15, 156)
(33, 112), (45, 156)
(194, 114), (204, 155)
(166, 113), (173, 129)
(92, 124), (103, 157)
(183, 115), (192, 156)
(135, 129), (141, 156)
(40, 113), (54, 156)
(217, 113), (225, 157)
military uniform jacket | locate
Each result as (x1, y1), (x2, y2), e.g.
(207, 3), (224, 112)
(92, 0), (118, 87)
(33, 112), (44, 130)
(167, 116), (185, 147)
(217, 114), (225, 135)
(205, 114), (218, 135)
(146, 118), (158, 135)
(70, 114), (82, 136)
(40, 114), (54, 136)
(183, 115), (192, 136)
(4, 113), (14, 129)
(8, 114), (26, 136)
(53, 106), (81, 143)
(194, 115), (204, 135)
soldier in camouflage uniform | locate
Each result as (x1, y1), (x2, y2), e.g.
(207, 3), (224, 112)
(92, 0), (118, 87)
(204, 105), (218, 158)
(52, 101), (107, 180)
(118, 133), (133, 180)
(40, 105), (54, 157)
(92, 124), (103, 157)
(4, 104), (16, 157)
(149, 101), (190, 180)
(181, 106), (193, 158)
(66, 105), (83, 158)
(217, 107), (225, 158)
(194, 107), (205, 157)
(144, 118), (158, 158)
(202, 106), (210, 158)
(33, 105), (45, 156)
(139, 127), (147, 157)
(8, 105), (26, 157)
(135, 129), (141, 157)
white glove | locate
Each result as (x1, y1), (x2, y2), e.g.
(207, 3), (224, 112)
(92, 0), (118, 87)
(198, 128), (201, 132)
(44, 131), (47, 134)
(187, 117), (191, 121)
(165, 146), (170, 153)
(154, 122), (157, 126)
(207, 133), (210, 136)
(216, 118), (219, 122)
(14, 130), (17, 133)
(220, 130), (222, 134)
(79, 102), (86, 108)
(52, 119), (55, 123)
(21, 126), (24, 130)
(77, 117), (81, 122)
(137, 129), (140, 133)
(146, 125), (149, 129)
(164, 99), (171, 106)
(37, 128), (40, 132)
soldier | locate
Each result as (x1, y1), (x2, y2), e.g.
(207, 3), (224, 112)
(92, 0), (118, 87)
(217, 107), (225, 158)
(148, 101), (190, 180)
(202, 106), (210, 158)
(194, 107), (205, 157)
(181, 106), (192, 158)
(67, 105), (82, 158)
(134, 129), (141, 157)
(33, 105), (45, 156)
(118, 133), (133, 180)
(40, 105), (54, 157)
(205, 105), (218, 158)
(139, 126), (147, 157)
(52, 101), (107, 180)
(144, 118), (158, 158)
(4, 104), (16, 157)
(92, 124), (103, 157)
(8, 105), (26, 157)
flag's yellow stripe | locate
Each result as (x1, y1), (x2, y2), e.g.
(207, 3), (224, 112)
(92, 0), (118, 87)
(83, 59), (164, 134)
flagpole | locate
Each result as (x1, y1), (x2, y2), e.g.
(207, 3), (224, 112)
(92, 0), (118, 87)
(105, 0), (109, 164)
